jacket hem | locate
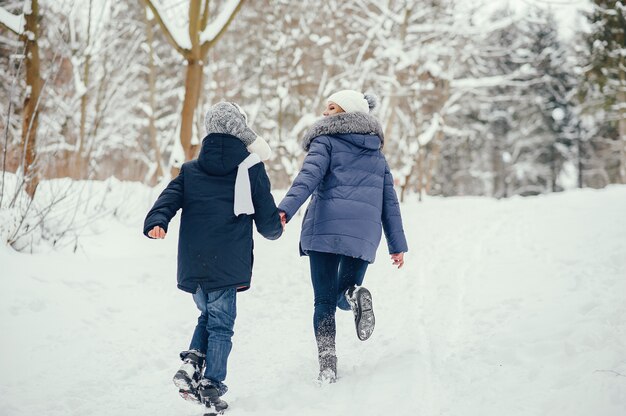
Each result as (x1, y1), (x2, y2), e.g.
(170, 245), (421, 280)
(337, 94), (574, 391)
(177, 281), (251, 294)
(300, 242), (376, 264)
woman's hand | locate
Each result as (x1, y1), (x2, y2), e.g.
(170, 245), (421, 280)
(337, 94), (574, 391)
(279, 211), (287, 230)
(148, 226), (166, 239)
(391, 253), (404, 269)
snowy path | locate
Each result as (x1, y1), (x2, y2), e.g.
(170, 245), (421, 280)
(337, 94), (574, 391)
(1, 187), (626, 416)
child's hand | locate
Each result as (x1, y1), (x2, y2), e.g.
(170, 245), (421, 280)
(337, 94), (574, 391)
(391, 253), (404, 269)
(148, 226), (166, 239)
(279, 211), (287, 230)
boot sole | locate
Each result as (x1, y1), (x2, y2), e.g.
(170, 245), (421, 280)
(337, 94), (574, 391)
(354, 287), (375, 341)
(178, 389), (201, 404)
(173, 371), (195, 391)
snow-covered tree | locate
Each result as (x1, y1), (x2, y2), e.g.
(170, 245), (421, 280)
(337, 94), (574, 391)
(140, 0), (245, 168)
(1, 0), (42, 198)
(433, 6), (579, 198)
(1, 0), (623, 203)
(579, 0), (626, 187)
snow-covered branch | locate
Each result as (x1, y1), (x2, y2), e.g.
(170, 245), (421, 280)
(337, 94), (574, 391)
(0, 6), (25, 35)
(141, 0), (191, 54)
(417, 114), (441, 147)
(451, 71), (535, 89)
(200, 0), (245, 46)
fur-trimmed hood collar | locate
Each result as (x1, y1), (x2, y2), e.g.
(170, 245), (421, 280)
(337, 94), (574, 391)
(302, 112), (384, 151)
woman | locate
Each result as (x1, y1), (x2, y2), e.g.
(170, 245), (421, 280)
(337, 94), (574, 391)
(278, 89), (408, 383)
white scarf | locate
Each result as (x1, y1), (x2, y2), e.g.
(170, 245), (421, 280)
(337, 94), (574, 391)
(234, 153), (262, 216)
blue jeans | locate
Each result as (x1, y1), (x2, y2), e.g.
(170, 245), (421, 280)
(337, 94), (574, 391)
(308, 251), (369, 342)
(188, 286), (237, 395)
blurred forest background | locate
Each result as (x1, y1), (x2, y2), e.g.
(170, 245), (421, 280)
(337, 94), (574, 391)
(0, 0), (624, 248)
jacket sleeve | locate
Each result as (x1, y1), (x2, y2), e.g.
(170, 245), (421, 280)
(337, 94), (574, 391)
(382, 161), (409, 254)
(251, 163), (283, 240)
(143, 166), (185, 238)
(278, 138), (331, 222)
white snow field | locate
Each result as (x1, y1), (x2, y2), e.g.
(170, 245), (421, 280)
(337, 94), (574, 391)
(1, 185), (625, 416)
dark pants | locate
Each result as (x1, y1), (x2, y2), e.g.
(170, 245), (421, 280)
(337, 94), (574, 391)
(188, 286), (237, 396)
(308, 251), (369, 349)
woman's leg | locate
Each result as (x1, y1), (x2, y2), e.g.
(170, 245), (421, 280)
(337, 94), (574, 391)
(308, 251), (342, 381)
(308, 251), (341, 342)
(336, 256), (369, 311)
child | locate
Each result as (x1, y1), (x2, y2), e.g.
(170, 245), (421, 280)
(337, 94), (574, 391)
(278, 90), (408, 383)
(143, 102), (282, 412)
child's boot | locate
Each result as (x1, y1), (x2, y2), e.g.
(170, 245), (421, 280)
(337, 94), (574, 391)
(346, 286), (375, 341)
(198, 379), (229, 413)
(173, 349), (205, 402)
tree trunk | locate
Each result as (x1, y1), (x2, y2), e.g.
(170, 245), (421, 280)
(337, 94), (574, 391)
(550, 142), (558, 192)
(144, 8), (164, 184)
(400, 178), (408, 203)
(400, 158), (418, 203)
(491, 141), (504, 198)
(180, 59), (204, 161)
(618, 66), (626, 184)
(75, 0), (92, 179)
(21, 0), (42, 198)
(417, 147), (425, 202)
(425, 128), (444, 194)
(617, 115), (626, 184)
(491, 116), (508, 198)
(577, 137), (584, 188)
(192, 57), (208, 159)
(77, 55), (90, 177)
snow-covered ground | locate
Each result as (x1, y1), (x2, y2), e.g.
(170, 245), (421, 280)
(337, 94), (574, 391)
(1, 185), (625, 416)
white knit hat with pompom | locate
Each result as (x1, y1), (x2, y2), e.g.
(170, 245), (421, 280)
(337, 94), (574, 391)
(327, 90), (377, 114)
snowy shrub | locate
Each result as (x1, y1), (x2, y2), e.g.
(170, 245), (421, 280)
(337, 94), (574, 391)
(0, 173), (155, 253)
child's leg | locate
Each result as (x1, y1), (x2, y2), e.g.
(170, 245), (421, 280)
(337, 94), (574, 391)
(188, 287), (209, 354)
(201, 288), (237, 396)
(336, 256), (369, 311)
(174, 287), (209, 401)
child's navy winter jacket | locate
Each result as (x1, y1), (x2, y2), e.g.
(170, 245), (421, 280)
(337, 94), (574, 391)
(144, 133), (283, 293)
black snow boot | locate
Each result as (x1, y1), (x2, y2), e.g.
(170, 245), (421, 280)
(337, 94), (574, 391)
(198, 379), (229, 413)
(346, 286), (375, 341)
(173, 350), (205, 403)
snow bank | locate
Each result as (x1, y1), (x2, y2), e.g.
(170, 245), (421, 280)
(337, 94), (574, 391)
(1, 186), (625, 416)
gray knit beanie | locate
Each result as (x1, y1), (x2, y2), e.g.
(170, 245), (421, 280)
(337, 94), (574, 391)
(204, 102), (257, 146)
(204, 102), (272, 160)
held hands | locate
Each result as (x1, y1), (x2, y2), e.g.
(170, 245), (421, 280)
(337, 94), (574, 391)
(391, 252), (404, 269)
(148, 226), (166, 239)
(279, 211), (287, 231)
